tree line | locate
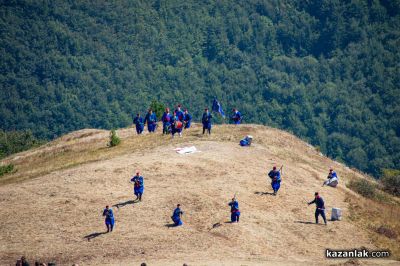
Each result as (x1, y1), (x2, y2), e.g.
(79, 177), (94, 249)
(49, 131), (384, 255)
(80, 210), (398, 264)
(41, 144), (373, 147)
(0, 0), (399, 177)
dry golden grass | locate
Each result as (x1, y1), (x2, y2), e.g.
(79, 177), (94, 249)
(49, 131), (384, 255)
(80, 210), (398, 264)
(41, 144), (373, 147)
(0, 124), (247, 185)
(1, 124), (399, 265)
(344, 173), (400, 260)
(346, 192), (400, 260)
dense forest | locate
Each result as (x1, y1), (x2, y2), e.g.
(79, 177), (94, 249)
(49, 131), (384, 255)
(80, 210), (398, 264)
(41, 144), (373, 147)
(0, 0), (399, 177)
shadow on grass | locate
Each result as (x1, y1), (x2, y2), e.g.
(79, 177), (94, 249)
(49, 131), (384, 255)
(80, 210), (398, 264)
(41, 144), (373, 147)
(295, 220), (326, 225)
(84, 231), (107, 241)
(113, 199), (138, 209)
(254, 191), (275, 196)
(164, 223), (178, 228)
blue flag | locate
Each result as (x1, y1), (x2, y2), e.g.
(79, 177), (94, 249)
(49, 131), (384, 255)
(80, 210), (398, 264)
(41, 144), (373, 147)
(212, 98), (225, 118)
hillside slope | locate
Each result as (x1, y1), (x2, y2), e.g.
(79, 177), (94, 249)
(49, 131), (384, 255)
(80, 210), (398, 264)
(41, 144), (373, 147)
(0, 124), (398, 265)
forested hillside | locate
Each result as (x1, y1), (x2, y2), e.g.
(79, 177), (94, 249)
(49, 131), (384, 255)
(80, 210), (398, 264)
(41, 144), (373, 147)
(0, 0), (399, 177)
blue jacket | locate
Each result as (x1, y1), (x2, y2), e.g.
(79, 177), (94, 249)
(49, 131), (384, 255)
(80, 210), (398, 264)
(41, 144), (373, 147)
(328, 171), (338, 179)
(268, 170), (281, 181)
(232, 111), (242, 123)
(309, 196), (325, 210)
(103, 208), (114, 220)
(202, 112), (212, 125)
(175, 109), (184, 121)
(184, 113), (192, 123)
(161, 112), (171, 123)
(172, 207), (183, 218)
(145, 113), (157, 124)
(229, 200), (239, 212)
(133, 117), (144, 126)
(131, 175), (144, 187)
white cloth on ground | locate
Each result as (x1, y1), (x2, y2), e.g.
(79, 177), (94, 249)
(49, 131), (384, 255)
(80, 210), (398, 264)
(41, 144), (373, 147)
(174, 146), (199, 154)
(323, 177), (338, 187)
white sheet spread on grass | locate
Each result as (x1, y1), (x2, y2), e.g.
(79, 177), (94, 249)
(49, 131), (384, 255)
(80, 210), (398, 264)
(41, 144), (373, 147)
(174, 146), (200, 154)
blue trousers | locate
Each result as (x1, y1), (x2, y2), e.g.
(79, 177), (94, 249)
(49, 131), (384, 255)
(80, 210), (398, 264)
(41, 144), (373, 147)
(134, 186), (144, 196)
(315, 209), (327, 224)
(172, 127), (182, 135)
(171, 216), (182, 226)
(136, 125), (144, 134)
(163, 122), (171, 134)
(148, 123), (156, 132)
(202, 123), (211, 134)
(231, 211), (240, 222)
(272, 180), (281, 192)
(105, 218), (115, 231)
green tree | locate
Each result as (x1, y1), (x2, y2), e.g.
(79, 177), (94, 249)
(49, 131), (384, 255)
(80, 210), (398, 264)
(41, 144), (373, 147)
(149, 100), (166, 121)
(109, 130), (121, 147)
(381, 169), (400, 196)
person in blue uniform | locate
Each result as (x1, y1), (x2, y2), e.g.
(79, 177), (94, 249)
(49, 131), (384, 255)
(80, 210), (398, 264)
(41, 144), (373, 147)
(103, 205), (115, 232)
(183, 109), (192, 129)
(171, 111), (183, 138)
(328, 168), (338, 180)
(323, 168), (339, 187)
(202, 108), (212, 135)
(228, 198), (240, 222)
(170, 111), (176, 137)
(133, 113), (145, 134)
(145, 109), (157, 133)
(268, 166), (281, 195)
(308, 192), (327, 225)
(161, 108), (172, 135)
(175, 105), (185, 122)
(130, 172), (144, 201)
(231, 108), (242, 125)
(171, 204), (184, 226)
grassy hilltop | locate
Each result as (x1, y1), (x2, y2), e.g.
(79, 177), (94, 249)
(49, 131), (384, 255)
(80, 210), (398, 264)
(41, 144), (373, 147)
(0, 124), (399, 265)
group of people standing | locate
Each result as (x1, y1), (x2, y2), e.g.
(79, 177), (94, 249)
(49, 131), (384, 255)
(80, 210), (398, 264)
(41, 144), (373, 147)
(132, 105), (193, 137)
(132, 104), (244, 137)
(160, 105), (192, 137)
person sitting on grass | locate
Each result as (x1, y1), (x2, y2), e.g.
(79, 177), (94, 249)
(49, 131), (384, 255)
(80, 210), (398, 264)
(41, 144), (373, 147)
(323, 168), (339, 187)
